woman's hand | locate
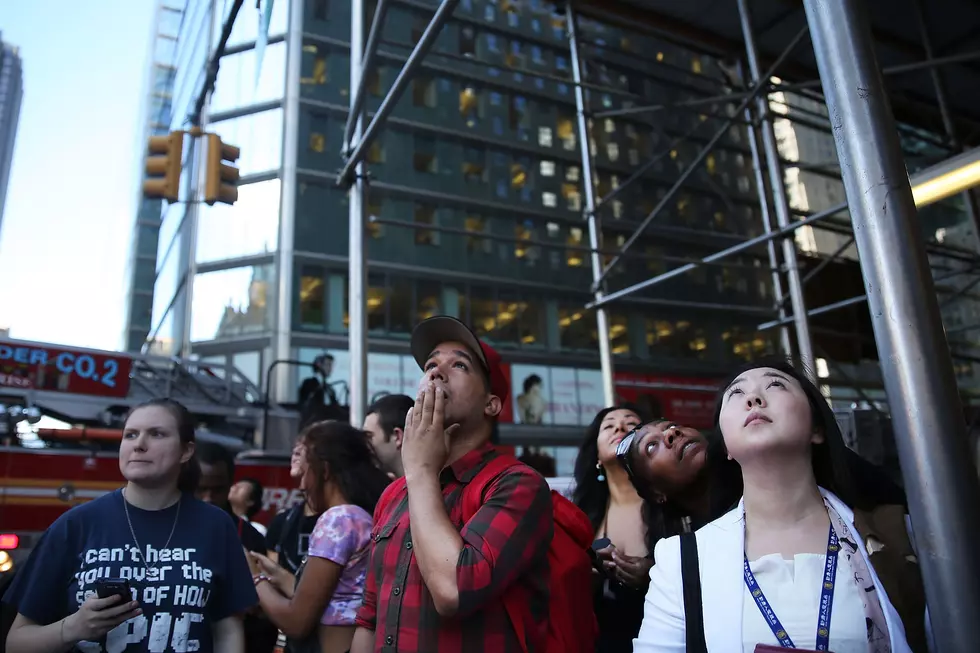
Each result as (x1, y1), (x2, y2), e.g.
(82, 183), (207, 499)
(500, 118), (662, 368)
(610, 550), (653, 589)
(63, 595), (142, 643)
(248, 551), (281, 578)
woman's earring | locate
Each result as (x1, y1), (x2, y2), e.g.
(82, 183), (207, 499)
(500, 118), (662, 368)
(596, 462), (606, 482)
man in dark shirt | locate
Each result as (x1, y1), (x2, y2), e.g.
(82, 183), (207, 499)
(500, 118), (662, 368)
(196, 442), (278, 653)
(363, 393), (415, 479)
(352, 316), (553, 653)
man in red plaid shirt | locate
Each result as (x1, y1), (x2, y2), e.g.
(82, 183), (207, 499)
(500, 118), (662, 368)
(351, 316), (554, 653)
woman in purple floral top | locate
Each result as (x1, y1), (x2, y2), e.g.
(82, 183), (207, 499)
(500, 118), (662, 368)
(246, 421), (392, 653)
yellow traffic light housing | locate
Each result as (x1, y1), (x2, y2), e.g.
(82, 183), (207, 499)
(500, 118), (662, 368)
(204, 134), (241, 206)
(143, 132), (184, 203)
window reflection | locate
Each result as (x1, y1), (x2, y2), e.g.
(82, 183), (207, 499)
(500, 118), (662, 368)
(223, 0), (289, 48)
(209, 109), (284, 175)
(466, 286), (498, 340)
(416, 280), (441, 323)
(367, 273), (387, 332)
(609, 313), (630, 356)
(196, 179), (281, 264)
(414, 204), (439, 246)
(389, 275), (413, 335)
(211, 42), (286, 113)
(560, 306), (598, 351)
(191, 265), (274, 341)
(298, 265), (326, 328)
(520, 298), (546, 348)
(300, 45), (328, 86)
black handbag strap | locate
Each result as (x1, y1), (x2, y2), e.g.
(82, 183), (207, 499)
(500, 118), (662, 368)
(680, 532), (708, 653)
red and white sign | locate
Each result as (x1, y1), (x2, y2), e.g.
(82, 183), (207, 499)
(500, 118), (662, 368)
(0, 340), (133, 398)
(614, 372), (720, 430)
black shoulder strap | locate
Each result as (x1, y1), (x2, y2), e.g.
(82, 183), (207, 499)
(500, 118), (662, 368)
(679, 532), (708, 653)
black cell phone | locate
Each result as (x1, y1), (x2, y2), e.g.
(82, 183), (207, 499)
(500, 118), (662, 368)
(589, 538), (614, 575)
(592, 537), (612, 551)
(95, 578), (133, 602)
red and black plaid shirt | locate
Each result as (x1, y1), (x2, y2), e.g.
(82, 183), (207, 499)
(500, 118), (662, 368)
(354, 443), (553, 653)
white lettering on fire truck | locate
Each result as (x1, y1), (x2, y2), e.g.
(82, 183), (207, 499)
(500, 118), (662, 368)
(262, 488), (304, 513)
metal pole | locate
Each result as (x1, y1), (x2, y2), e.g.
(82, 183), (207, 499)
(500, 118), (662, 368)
(336, 0), (459, 185)
(594, 26), (809, 289)
(758, 294), (867, 331)
(739, 61), (792, 356)
(343, 0), (390, 151)
(588, 201), (846, 308)
(348, 0), (369, 427)
(804, 0), (980, 648)
(567, 4), (614, 407)
(738, 0), (815, 377)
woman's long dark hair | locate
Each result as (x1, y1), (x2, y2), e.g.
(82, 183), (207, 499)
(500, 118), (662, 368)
(301, 420), (392, 515)
(573, 404), (663, 551)
(125, 398), (201, 494)
(712, 357), (871, 510)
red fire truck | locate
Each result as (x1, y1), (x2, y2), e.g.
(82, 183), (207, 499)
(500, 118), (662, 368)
(0, 337), (303, 578)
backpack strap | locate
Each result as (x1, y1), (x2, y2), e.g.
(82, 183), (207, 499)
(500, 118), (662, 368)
(679, 532), (707, 653)
(460, 453), (530, 653)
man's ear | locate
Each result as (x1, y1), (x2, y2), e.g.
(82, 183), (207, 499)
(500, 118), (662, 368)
(392, 427), (404, 449)
(485, 395), (503, 418)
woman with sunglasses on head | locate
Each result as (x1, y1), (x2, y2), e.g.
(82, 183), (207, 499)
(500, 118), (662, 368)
(633, 359), (926, 653)
(5, 399), (257, 653)
(571, 404), (654, 653)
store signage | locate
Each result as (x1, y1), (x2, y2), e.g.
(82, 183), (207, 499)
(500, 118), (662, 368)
(0, 341), (133, 398)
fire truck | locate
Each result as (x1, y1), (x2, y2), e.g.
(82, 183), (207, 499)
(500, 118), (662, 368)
(0, 337), (304, 579)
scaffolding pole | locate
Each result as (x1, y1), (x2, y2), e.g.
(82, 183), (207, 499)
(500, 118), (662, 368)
(343, 0), (390, 151)
(739, 60), (792, 356)
(567, 3), (615, 406)
(348, 0), (369, 427)
(337, 0), (459, 186)
(738, 0), (815, 377)
(804, 0), (980, 649)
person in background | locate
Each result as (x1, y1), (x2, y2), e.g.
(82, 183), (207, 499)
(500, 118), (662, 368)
(196, 442), (268, 555)
(362, 394), (414, 479)
(634, 359), (923, 653)
(265, 440), (321, 574)
(572, 405), (654, 653)
(231, 477), (268, 536)
(351, 316), (554, 653)
(247, 421), (391, 653)
(196, 442), (279, 653)
(5, 398), (256, 653)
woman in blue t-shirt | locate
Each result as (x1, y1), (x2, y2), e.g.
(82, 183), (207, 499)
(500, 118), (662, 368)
(5, 398), (258, 653)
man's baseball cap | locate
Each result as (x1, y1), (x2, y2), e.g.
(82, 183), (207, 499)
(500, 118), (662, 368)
(410, 316), (510, 404)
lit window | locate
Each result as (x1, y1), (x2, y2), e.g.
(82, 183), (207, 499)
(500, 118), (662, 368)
(511, 163), (528, 189)
(607, 142), (620, 162)
(459, 86), (480, 127)
(464, 215), (492, 254)
(557, 118), (576, 150)
(538, 126), (553, 147)
(414, 204), (439, 246)
(367, 199), (384, 239)
(565, 166), (580, 183)
(542, 192), (557, 208)
(308, 132), (325, 153)
(540, 160), (556, 177)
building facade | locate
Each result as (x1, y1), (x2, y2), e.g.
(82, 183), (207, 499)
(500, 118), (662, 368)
(123, 2), (185, 352)
(0, 32), (24, 239)
(140, 0), (977, 462)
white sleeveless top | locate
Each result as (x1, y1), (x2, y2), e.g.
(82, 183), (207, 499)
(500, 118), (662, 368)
(742, 552), (869, 653)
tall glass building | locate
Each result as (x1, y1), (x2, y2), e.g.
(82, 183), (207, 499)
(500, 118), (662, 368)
(124, 1), (186, 352)
(0, 31), (24, 238)
(140, 0), (979, 460)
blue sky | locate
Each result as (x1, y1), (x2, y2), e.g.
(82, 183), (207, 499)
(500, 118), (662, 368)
(0, 1), (156, 351)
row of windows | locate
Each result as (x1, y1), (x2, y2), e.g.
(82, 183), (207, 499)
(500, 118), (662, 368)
(299, 41), (752, 173)
(299, 110), (761, 234)
(293, 179), (774, 304)
(293, 266), (779, 365)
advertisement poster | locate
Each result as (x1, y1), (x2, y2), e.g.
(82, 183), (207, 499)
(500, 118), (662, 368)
(511, 364), (552, 425)
(549, 367), (582, 426)
(575, 369), (606, 425)
(615, 372), (719, 429)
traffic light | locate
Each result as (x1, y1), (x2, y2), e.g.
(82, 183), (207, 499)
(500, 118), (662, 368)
(143, 132), (184, 203)
(204, 134), (241, 206)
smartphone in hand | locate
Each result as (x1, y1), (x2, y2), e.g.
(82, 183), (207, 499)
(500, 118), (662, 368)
(94, 578), (134, 603)
(755, 646), (831, 653)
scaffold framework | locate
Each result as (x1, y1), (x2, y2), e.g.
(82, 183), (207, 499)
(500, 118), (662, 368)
(330, 0), (980, 644)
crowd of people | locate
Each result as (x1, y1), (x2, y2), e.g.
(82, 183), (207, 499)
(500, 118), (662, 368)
(1, 314), (932, 653)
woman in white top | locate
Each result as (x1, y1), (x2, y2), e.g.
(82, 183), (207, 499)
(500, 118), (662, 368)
(634, 359), (917, 653)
